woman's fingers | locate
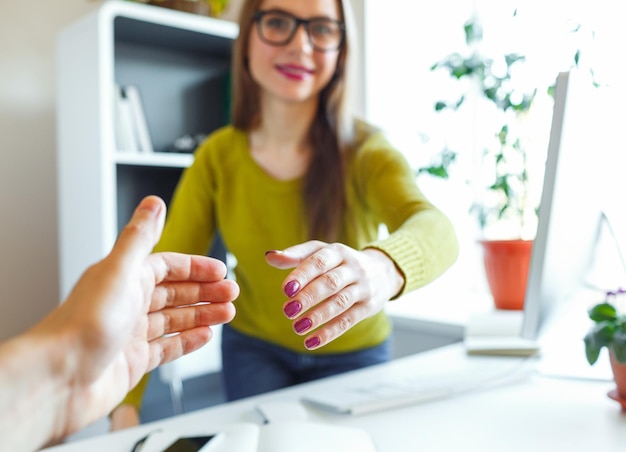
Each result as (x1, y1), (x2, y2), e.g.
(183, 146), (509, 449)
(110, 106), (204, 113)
(265, 242), (397, 350)
(300, 301), (372, 350)
(283, 263), (359, 318)
(289, 281), (368, 345)
(279, 243), (349, 298)
(265, 240), (327, 269)
(268, 244), (397, 351)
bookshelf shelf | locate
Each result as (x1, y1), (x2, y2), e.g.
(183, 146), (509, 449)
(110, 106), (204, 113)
(115, 152), (194, 168)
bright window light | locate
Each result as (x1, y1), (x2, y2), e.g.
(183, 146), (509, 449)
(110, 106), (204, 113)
(364, 0), (620, 308)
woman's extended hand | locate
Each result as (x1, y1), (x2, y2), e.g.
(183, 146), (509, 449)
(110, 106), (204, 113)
(265, 241), (404, 350)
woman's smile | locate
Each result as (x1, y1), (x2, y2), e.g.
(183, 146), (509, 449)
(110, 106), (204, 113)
(275, 63), (315, 81)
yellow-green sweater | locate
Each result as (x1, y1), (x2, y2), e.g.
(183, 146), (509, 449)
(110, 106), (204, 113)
(122, 124), (459, 408)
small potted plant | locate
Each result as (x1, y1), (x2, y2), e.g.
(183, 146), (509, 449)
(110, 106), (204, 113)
(584, 288), (626, 408)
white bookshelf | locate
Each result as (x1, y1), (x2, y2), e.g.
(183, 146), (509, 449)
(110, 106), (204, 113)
(56, 0), (237, 299)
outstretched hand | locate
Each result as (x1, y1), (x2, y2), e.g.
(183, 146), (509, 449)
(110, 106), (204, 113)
(265, 241), (403, 350)
(36, 196), (238, 441)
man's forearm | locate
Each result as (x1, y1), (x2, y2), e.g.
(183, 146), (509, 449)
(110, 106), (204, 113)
(0, 331), (71, 451)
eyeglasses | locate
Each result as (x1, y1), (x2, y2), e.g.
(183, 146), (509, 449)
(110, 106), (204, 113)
(253, 10), (345, 52)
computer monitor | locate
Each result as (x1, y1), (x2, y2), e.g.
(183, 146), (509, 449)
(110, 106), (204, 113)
(521, 70), (610, 340)
(520, 70), (624, 379)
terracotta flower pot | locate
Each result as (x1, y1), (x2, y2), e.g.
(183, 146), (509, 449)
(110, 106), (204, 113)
(609, 349), (626, 400)
(479, 239), (533, 310)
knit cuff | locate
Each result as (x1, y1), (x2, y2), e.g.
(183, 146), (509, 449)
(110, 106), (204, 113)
(364, 230), (426, 299)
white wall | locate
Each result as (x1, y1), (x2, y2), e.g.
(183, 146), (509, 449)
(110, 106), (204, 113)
(0, 1), (100, 340)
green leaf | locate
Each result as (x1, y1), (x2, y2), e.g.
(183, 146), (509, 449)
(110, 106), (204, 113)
(570, 23), (582, 33)
(464, 19), (483, 45)
(504, 53), (526, 67)
(588, 303), (617, 322)
(496, 204), (509, 220)
(613, 330), (626, 364)
(426, 166), (449, 179)
(483, 87), (498, 103)
(452, 63), (473, 79)
(585, 322), (617, 365)
(497, 125), (509, 144)
(587, 321), (616, 347)
(584, 333), (601, 365)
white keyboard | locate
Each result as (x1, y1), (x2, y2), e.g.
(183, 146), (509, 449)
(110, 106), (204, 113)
(301, 360), (533, 415)
(302, 381), (452, 415)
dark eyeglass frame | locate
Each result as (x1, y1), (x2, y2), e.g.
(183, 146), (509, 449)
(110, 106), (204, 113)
(253, 9), (346, 52)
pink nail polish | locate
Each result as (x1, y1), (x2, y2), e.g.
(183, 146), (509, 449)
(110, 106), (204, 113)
(305, 336), (321, 349)
(283, 301), (302, 318)
(294, 317), (312, 333)
(284, 280), (300, 298)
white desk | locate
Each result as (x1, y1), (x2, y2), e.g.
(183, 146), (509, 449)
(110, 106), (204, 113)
(44, 343), (626, 452)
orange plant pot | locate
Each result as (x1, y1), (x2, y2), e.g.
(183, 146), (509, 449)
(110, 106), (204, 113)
(610, 350), (626, 400)
(480, 239), (533, 310)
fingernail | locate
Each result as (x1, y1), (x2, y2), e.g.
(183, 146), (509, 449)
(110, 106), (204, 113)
(138, 196), (163, 215)
(305, 336), (321, 349)
(265, 250), (281, 256)
(284, 280), (300, 298)
(283, 301), (302, 318)
(294, 318), (312, 334)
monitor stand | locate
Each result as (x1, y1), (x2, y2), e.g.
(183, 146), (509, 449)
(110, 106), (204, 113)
(464, 310), (541, 357)
(535, 212), (626, 382)
(534, 287), (613, 382)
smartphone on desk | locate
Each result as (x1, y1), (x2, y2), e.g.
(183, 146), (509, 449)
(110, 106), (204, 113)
(163, 434), (223, 452)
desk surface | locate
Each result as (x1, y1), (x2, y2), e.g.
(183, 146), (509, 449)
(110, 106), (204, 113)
(45, 344), (626, 452)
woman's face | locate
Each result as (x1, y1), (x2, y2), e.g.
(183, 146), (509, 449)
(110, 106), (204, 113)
(247, 0), (342, 107)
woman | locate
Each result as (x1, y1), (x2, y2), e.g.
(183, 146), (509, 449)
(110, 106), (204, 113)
(111, 0), (458, 429)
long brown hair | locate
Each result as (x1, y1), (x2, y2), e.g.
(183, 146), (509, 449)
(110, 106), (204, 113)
(231, 0), (357, 241)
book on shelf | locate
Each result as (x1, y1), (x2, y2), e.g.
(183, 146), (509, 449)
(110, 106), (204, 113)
(138, 420), (377, 452)
(113, 83), (154, 153)
(113, 83), (138, 153)
(125, 84), (154, 153)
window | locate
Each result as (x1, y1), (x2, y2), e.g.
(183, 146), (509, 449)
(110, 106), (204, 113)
(363, 0), (620, 317)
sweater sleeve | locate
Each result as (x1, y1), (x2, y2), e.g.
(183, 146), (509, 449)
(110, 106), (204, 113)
(355, 133), (459, 297)
(116, 373), (149, 411)
(152, 137), (218, 255)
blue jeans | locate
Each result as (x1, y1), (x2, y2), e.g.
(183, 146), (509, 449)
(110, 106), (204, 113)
(220, 323), (392, 401)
